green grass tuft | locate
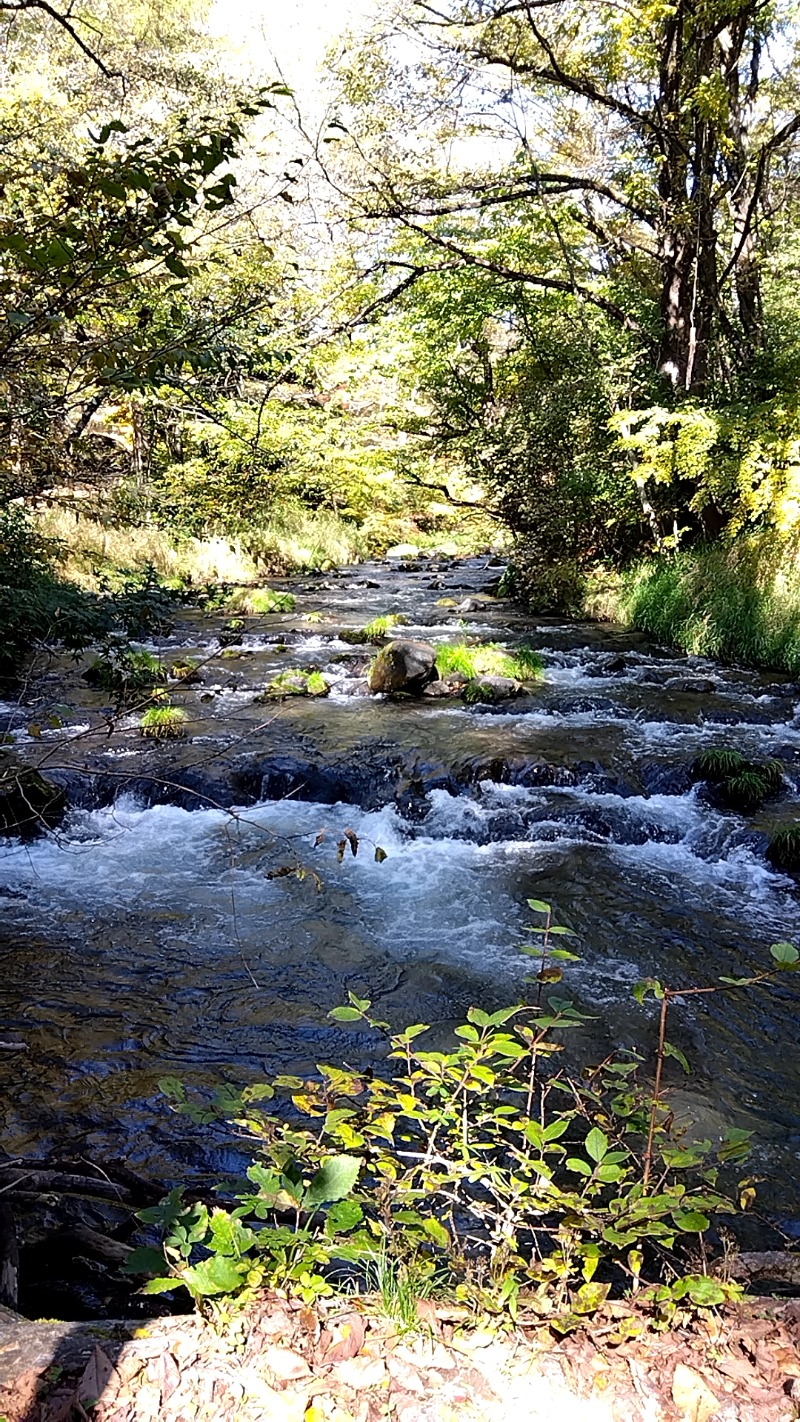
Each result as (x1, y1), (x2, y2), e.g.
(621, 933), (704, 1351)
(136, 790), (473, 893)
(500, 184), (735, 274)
(434, 641), (542, 682)
(694, 748), (748, 782)
(693, 746), (785, 812)
(140, 705), (188, 739)
(767, 825), (800, 872)
(227, 587), (296, 615)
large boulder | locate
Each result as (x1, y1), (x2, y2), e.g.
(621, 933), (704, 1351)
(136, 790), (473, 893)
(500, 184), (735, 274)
(368, 641), (438, 695)
(0, 764), (66, 838)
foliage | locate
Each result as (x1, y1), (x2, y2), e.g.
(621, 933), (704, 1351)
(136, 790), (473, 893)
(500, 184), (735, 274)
(766, 826), (800, 873)
(85, 644), (164, 698)
(139, 703), (188, 738)
(434, 642), (542, 682)
(133, 907), (799, 1329)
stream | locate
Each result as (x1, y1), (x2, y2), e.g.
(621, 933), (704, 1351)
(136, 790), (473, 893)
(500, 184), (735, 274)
(1, 553), (799, 1306)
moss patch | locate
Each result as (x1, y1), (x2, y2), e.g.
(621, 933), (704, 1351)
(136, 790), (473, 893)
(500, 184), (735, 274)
(692, 748), (785, 812)
(258, 668), (330, 700)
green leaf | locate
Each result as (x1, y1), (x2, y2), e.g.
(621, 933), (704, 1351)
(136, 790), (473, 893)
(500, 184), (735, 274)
(672, 1209), (710, 1232)
(183, 1254), (249, 1296)
(573, 1281), (610, 1314)
(329, 1006), (363, 1022)
(325, 1200), (363, 1235)
(140, 1276), (181, 1295)
(122, 1246), (166, 1276)
(674, 1275), (726, 1307)
(566, 1157), (592, 1176)
(304, 1155), (361, 1206)
(158, 1076), (186, 1101)
(423, 1217), (450, 1249)
(585, 1128), (609, 1163)
(663, 1041), (691, 1074)
(526, 899), (551, 914)
(770, 941), (799, 967)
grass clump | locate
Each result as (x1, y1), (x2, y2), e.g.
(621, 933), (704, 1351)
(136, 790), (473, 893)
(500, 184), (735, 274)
(140, 704), (188, 739)
(258, 668), (330, 700)
(435, 641), (542, 682)
(169, 657), (201, 684)
(341, 613), (409, 645)
(767, 825), (800, 872)
(227, 587), (296, 615)
(693, 747), (785, 812)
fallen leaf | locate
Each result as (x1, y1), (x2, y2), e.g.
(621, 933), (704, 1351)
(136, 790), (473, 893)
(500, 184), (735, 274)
(332, 1356), (387, 1391)
(79, 1346), (119, 1405)
(672, 1362), (721, 1422)
(323, 1313), (366, 1364)
(263, 1344), (313, 1382)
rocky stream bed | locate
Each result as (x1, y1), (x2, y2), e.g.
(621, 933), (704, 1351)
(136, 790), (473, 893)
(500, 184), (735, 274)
(0, 553), (799, 1333)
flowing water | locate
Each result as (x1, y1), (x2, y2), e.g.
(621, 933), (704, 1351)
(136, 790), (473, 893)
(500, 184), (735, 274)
(1, 555), (799, 1235)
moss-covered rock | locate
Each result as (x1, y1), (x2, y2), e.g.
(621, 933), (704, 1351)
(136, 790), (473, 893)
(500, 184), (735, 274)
(463, 675), (526, 705)
(368, 641), (438, 694)
(258, 669), (330, 701)
(0, 764), (66, 838)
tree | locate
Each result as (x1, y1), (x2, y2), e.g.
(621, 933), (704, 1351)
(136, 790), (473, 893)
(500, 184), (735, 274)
(330, 0), (800, 399)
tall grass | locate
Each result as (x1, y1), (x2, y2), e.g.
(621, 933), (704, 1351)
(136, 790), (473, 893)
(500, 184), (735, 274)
(36, 506), (373, 589)
(617, 540), (800, 675)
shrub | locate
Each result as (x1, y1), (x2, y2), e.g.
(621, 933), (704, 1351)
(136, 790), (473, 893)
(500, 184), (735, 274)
(85, 645), (165, 699)
(136, 909), (800, 1325)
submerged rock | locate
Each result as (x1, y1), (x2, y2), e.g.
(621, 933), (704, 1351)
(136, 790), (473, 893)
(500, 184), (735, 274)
(0, 764), (66, 839)
(463, 675), (526, 704)
(368, 640), (438, 695)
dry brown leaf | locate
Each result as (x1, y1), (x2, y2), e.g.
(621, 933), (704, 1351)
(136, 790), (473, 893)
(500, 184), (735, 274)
(157, 1350), (181, 1402)
(262, 1344), (313, 1382)
(133, 1380), (161, 1422)
(78, 1346), (119, 1406)
(386, 1354), (426, 1395)
(0, 1367), (41, 1422)
(323, 1314), (366, 1365)
(331, 1356), (387, 1391)
(671, 1362), (721, 1422)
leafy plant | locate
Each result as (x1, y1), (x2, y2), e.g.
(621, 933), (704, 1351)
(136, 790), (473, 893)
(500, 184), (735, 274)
(85, 643), (164, 699)
(142, 908), (797, 1328)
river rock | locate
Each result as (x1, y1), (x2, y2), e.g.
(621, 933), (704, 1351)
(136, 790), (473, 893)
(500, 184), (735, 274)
(368, 640), (438, 695)
(463, 675), (525, 704)
(422, 675), (464, 699)
(0, 764), (66, 838)
(385, 543), (420, 559)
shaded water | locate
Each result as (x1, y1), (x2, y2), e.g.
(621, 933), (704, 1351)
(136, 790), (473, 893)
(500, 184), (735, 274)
(1, 556), (799, 1226)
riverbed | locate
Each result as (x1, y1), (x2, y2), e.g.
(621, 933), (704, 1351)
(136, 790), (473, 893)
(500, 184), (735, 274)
(1, 554), (798, 1249)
